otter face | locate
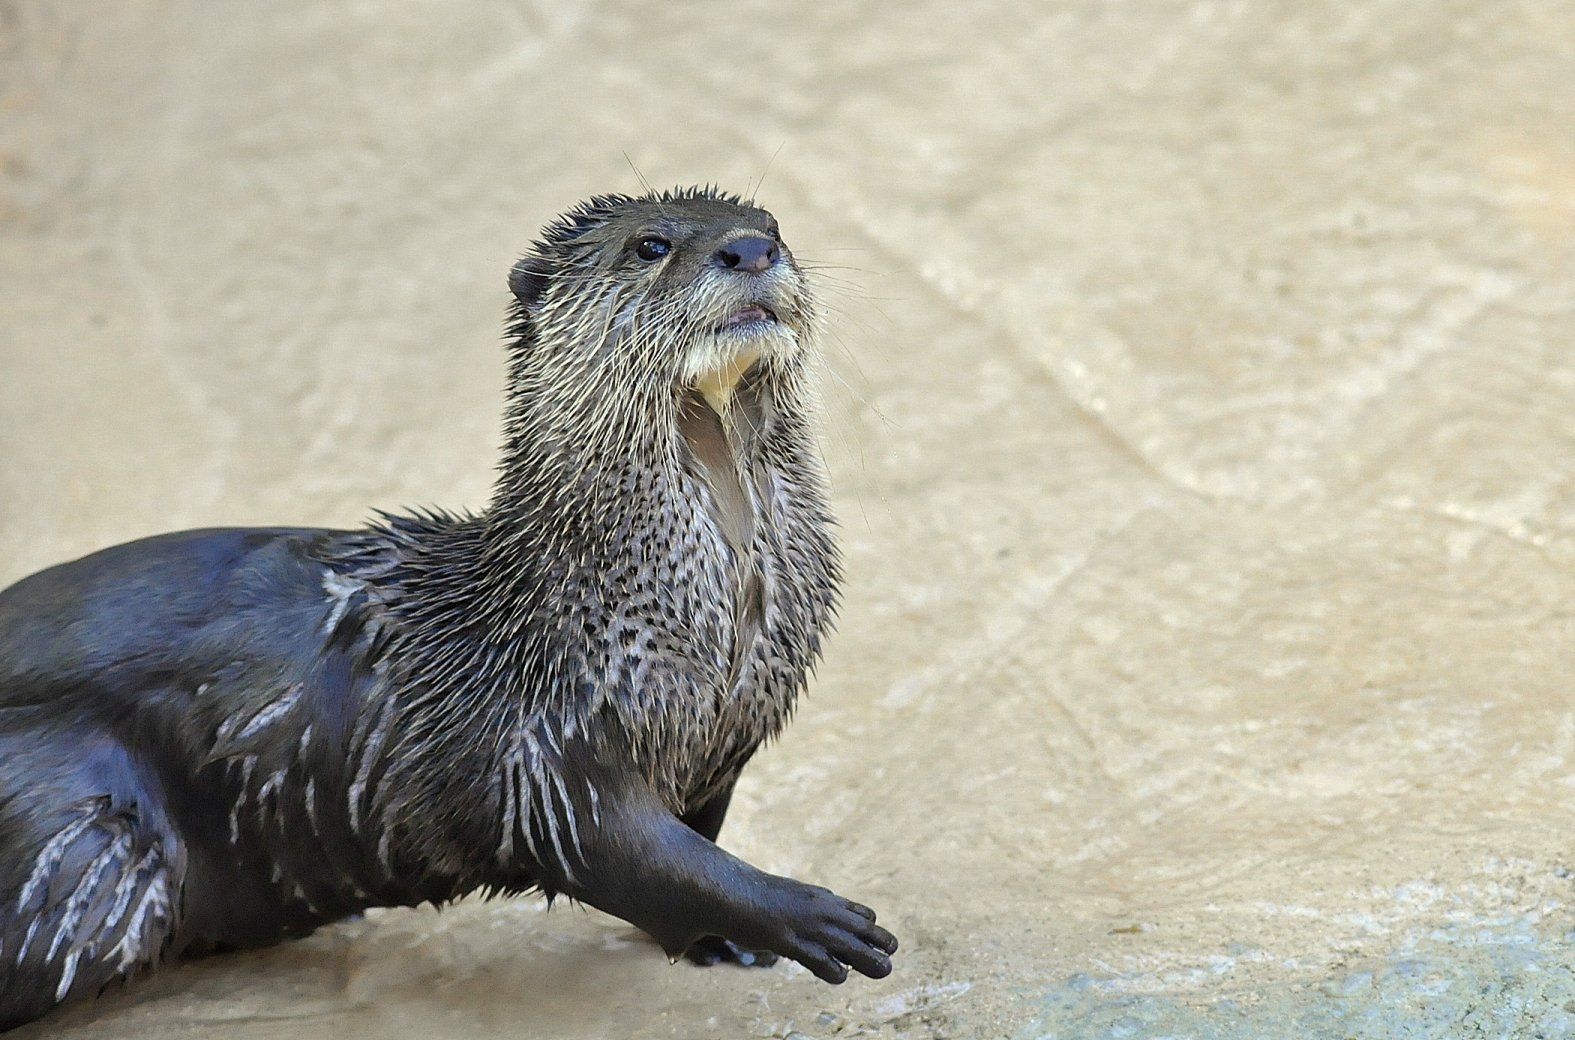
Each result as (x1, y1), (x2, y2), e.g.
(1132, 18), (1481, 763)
(510, 188), (814, 417)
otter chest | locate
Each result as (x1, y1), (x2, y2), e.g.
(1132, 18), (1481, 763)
(665, 411), (830, 804)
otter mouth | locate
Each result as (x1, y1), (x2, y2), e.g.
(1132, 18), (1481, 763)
(718, 303), (778, 332)
(691, 349), (761, 416)
(685, 302), (782, 413)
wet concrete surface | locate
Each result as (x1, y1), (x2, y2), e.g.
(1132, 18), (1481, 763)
(4, 1), (1575, 1037)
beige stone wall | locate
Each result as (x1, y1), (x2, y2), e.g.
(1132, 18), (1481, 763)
(4, 2), (1575, 1036)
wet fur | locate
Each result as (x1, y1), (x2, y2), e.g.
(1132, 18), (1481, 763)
(0, 188), (896, 1031)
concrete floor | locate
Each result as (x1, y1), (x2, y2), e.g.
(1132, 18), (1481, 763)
(4, 2), (1575, 1037)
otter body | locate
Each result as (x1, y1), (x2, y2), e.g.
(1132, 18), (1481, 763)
(0, 189), (895, 1031)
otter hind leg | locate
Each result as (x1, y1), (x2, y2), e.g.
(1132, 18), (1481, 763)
(1, 796), (182, 1031)
(683, 935), (780, 968)
(678, 784), (778, 970)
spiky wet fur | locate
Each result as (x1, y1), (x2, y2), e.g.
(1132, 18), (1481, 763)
(340, 185), (839, 890)
(0, 186), (849, 1028)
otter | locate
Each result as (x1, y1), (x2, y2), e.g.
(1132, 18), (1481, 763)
(0, 187), (896, 1031)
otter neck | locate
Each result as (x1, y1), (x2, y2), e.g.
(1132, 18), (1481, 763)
(675, 382), (760, 559)
(473, 367), (771, 600)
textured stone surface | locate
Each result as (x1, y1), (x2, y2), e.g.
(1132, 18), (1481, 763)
(4, 1), (1575, 1037)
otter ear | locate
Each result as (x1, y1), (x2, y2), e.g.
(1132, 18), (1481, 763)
(509, 256), (550, 308)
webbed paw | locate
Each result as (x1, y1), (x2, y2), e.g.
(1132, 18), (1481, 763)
(764, 883), (898, 984)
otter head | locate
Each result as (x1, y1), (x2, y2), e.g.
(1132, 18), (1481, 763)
(507, 187), (814, 419)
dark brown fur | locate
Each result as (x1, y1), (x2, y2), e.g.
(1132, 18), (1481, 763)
(0, 187), (895, 1032)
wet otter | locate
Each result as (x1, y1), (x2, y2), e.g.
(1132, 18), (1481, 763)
(0, 187), (896, 1031)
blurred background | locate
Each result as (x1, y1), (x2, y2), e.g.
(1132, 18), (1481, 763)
(4, 2), (1575, 1037)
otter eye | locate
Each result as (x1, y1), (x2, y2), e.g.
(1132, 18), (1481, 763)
(635, 238), (671, 262)
(766, 222), (781, 240)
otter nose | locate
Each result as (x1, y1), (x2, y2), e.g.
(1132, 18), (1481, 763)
(714, 236), (779, 274)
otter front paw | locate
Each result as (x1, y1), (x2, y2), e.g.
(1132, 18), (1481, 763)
(767, 884), (898, 984)
(685, 935), (780, 968)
